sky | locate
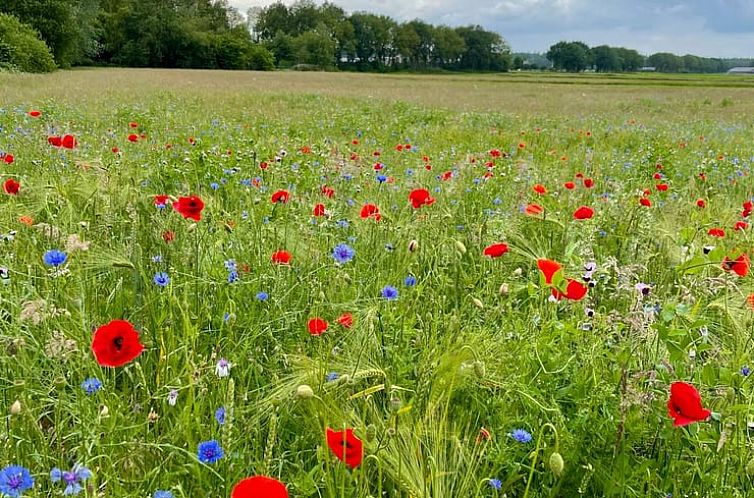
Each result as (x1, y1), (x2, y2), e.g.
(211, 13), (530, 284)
(229, 0), (754, 58)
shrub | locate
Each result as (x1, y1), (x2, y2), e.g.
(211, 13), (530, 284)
(248, 44), (275, 71)
(0, 13), (56, 73)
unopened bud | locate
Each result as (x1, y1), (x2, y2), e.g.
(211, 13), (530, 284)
(472, 297), (484, 309)
(499, 283), (509, 296)
(549, 452), (564, 476)
(408, 240), (419, 252)
(455, 240), (467, 255)
(473, 360), (486, 378)
(10, 400), (21, 416)
(389, 395), (402, 413)
(342, 273), (352, 284)
(513, 267), (523, 277)
(365, 424), (377, 442)
(296, 384), (314, 399)
(99, 405), (109, 418)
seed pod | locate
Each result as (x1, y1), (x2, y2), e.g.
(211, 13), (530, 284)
(513, 267), (523, 277)
(408, 240), (419, 252)
(296, 385), (314, 399)
(10, 400), (21, 416)
(455, 240), (467, 255)
(389, 395), (402, 413)
(473, 361), (486, 378)
(472, 297), (484, 309)
(365, 424), (377, 442)
(549, 452), (564, 476)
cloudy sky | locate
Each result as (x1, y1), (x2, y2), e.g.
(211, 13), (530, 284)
(229, 0), (754, 57)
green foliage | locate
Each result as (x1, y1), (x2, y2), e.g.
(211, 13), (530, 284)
(293, 29), (337, 68)
(0, 13), (56, 73)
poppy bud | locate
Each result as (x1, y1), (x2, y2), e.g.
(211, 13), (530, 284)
(318, 291), (326, 301)
(296, 384), (314, 399)
(386, 427), (396, 438)
(549, 452), (564, 476)
(342, 273), (352, 284)
(513, 268), (523, 277)
(365, 424), (377, 442)
(389, 395), (402, 413)
(99, 405), (109, 418)
(408, 239), (419, 252)
(455, 240), (467, 255)
(472, 297), (484, 309)
(473, 360), (486, 378)
(10, 400), (21, 415)
(499, 283), (509, 296)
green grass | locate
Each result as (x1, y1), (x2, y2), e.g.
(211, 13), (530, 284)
(0, 68), (753, 497)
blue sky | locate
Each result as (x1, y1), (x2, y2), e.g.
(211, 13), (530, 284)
(230, 0), (754, 58)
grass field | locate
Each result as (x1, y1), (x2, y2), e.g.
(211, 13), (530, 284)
(1, 68), (754, 497)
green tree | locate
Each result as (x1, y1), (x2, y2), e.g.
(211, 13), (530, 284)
(433, 26), (465, 68)
(0, 12), (56, 72)
(456, 25), (510, 71)
(256, 2), (291, 40)
(546, 41), (590, 72)
(349, 13), (396, 70)
(394, 23), (420, 68)
(614, 47), (643, 71)
(647, 52), (683, 72)
(592, 45), (619, 72)
(293, 28), (336, 68)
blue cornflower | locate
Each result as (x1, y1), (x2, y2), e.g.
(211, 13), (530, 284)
(381, 286), (399, 301)
(215, 407), (226, 425)
(210, 182), (219, 190)
(197, 440), (224, 464)
(50, 464), (91, 496)
(488, 478), (502, 490)
(493, 198), (502, 205)
(509, 429), (532, 443)
(385, 243), (394, 252)
(742, 365), (751, 377)
(81, 378), (102, 395)
(153, 272), (170, 287)
(43, 249), (67, 267)
(227, 270), (239, 283)
(376, 174), (387, 183)
(0, 465), (34, 497)
(404, 275), (417, 287)
(256, 291), (269, 301)
(151, 255), (163, 263)
(326, 372), (339, 382)
(153, 491), (174, 498)
(224, 260), (237, 271)
(332, 244), (355, 264)
(336, 219), (350, 229)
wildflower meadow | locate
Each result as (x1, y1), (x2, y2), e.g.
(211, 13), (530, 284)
(0, 69), (753, 497)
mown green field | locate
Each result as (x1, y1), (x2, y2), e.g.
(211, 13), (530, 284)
(0, 68), (753, 497)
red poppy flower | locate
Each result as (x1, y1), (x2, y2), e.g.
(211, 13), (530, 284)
(667, 381), (711, 427)
(300, 145), (311, 154)
(48, 136), (63, 147)
(271, 190), (290, 204)
(743, 200), (753, 218)
(173, 196), (205, 221)
(490, 149), (501, 158)
(707, 228), (725, 238)
(307, 318), (328, 336)
(696, 199), (706, 208)
(573, 206), (594, 220)
(656, 183), (669, 192)
(3, 154), (14, 164)
(337, 313), (353, 328)
(537, 259), (562, 284)
(129, 121), (138, 128)
(3, 179), (20, 195)
(564, 181), (575, 190)
(111, 147), (120, 154)
(128, 133), (138, 143)
(395, 144), (403, 151)
(326, 428), (363, 468)
(231, 476), (288, 498)
(29, 110), (42, 118)
(440, 171), (452, 181)
(313, 204), (326, 217)
(408, 188), (435, 209)
(260, 161), (269, 170)
(653, 172), (662, 180)
(162, 231), (175, 243)
(533, 184), (547, 195)
(525, 203), (543, 216)
(271, 250), (291, 265)
(483, 243), (509, 258)
(61, 134), (77, 149)
(639, 197), (652, 207)
(735, 221), (748, 231)
(91, 319), (145, 368)
(722, 253), (750, 277)
(360, 204), (381, 221)
(551, 279), (588, 301)
(154, 195), (169, 206)
(583, 178), (594, 188)
(321, 186), (335, 198)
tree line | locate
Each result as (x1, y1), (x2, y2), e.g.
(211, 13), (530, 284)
(1, 0), (751, 74)
(545, 41), (753, 73)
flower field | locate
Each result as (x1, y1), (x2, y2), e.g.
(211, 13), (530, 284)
(0, 69), (753, 497)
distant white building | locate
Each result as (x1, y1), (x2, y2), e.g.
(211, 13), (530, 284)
(727, 67), (754, 74)
(639, 66), (656, 72)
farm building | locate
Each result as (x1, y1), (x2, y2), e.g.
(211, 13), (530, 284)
(727, 67), (754, 74)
